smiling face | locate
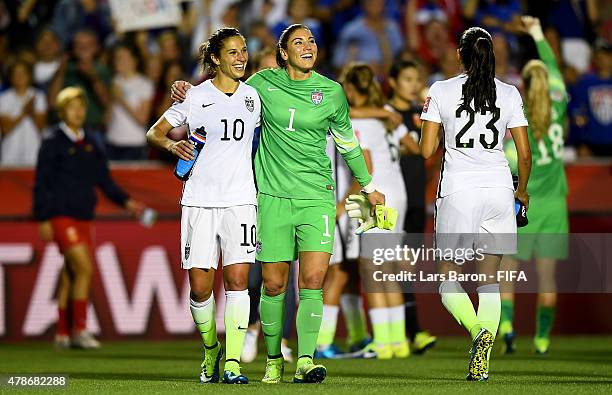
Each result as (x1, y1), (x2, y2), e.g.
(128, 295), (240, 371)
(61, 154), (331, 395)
(212, 35), (248, 80)
(281, 28), (317, 73)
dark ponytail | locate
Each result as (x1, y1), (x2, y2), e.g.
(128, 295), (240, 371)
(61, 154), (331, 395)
(198, 27), (244, 74)
(458, 27), (496, 112)
(276, 23), (311, 68)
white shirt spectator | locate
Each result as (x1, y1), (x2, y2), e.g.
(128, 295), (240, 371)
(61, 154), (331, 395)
(107, 74), (154, 147)
(0, 88), (47, 166)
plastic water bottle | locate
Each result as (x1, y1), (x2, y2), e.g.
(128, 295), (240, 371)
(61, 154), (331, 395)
(174, 127), (207, 181)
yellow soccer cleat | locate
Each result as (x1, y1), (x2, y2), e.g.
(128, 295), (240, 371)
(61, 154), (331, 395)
(391, 340), (411, 358)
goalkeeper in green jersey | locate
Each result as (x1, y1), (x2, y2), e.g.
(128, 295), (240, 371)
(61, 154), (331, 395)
(172, 24), (388, 384)
(500, 16), (570, 356)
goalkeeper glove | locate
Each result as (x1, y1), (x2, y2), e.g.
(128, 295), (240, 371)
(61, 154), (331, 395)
(344, 194), (398, 235)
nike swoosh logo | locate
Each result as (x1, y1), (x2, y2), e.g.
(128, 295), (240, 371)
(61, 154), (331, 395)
(202, 103), (214, 108)
(195, 321), (210, 325)
(247, 249), (255, 254)
(237, 326), (248, 330)
(267, 87), (280, 91)
(310, 313), (322, 318)
(320, 240), (331, 245)
(261, 321), (275, 326)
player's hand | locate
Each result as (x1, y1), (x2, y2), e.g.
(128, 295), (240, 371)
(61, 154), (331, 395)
(171, 80), (192, 103)
(170, 140), (195, 160)
(366, 190), (385, 216)
(515, 190), (530, 211)
(520, 16), (543, 40)
(384, 110), (402, 130)
(125, 199), (146, 218)
(39, 221), (53, 242)
(345, 194), (376, 234)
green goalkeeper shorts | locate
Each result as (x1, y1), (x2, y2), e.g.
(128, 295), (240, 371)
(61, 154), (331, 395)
(256, 193), (336, 262)
(514, 196), (569, 261)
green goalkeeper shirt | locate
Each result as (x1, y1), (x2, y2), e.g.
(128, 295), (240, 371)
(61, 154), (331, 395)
(527, 38), (569, 198)
(246, 68), (371, 200)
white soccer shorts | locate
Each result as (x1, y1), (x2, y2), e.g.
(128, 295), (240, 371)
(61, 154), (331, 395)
(358, 197), (407, 260)
(330, 213), (360, 265)
(434, 187), (517, 255)
(181, 205), (257, 269)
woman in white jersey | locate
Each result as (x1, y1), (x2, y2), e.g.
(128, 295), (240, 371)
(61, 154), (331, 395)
(147, 28), (261, 385)
(420, 27), (531, 381)
(342, 63), (417, 359)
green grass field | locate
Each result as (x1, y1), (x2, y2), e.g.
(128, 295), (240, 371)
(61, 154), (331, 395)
(1, 337), (610, 394)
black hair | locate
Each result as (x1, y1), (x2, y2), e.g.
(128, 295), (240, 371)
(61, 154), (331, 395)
(198, 27), (244, 74)
(112, 41), (142, 73)
(458, 27), (496, 112)
(7, 58), (33, 85)
(276, 23), (311, 68)
(389, 59), (419, 80)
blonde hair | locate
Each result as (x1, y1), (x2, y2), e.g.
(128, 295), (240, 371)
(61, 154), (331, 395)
(522, 60), (551, 140)
(55, 86), (87, 119)
(339, 63), (385, 108)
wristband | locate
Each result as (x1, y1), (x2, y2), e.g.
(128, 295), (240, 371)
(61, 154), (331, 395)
(528, 25), (544, 41)
(361, 182), (376, 194)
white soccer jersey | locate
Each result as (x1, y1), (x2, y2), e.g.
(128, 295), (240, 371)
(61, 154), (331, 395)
(421, 74), (528, 197)
(354, 117), (408, 202)
(164, 80), (261, 207)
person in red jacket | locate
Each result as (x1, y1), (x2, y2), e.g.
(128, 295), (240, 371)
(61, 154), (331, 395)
(34, 86), (144, 349)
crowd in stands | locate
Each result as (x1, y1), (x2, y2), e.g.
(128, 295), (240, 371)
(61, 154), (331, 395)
(0, 0), (609, 166)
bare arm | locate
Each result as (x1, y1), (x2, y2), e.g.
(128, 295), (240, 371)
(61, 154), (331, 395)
(33, 112), (47, 131)
(399, 133), (420, 155)
(420, 120), (442, 159)
(350, 106), (402, 129)
(48, 59), (67, 107)
(0, 113), (27, 135)
(509, 125), (531, 209)
(405, 0), (419, 51)
(146, 116), (194, 161)
(113, 84), (152, 126)
(0, 98), (38, 135)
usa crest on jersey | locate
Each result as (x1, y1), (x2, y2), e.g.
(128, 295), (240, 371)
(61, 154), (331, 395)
(311, 90), (323, 105)
(245, 96), (254, 112)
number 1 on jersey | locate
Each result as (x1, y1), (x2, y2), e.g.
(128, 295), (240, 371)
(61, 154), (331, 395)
(286, 108), (296, 131)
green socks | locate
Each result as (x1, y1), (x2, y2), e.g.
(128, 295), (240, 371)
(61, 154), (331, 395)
(439, 281), (481, 339)
(476, 284), (501, 339)
(224, 290), (250, 369)
(536, 305), (555, 339)
(190, 294), (217, 348)
(296, 289), (323, 358)
(340, 294), (369, 345)
(316, 304), (339, 348)
(500, 299), (514, 334)
(260, 290), (285, 357)
(368, 307), (391, 345)
(388, 305), (407, 344)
